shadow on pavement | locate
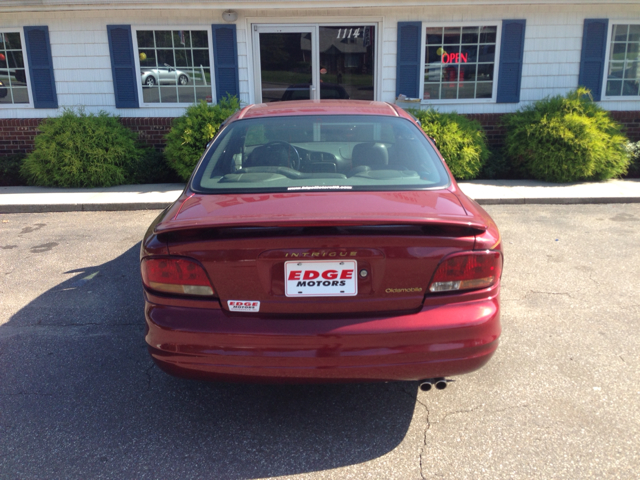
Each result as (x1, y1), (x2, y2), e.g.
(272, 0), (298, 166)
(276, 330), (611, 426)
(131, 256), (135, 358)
(0, 243), (416, 479)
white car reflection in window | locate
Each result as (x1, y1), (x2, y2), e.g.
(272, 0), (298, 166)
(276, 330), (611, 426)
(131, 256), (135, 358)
(141, 64), (190, 87)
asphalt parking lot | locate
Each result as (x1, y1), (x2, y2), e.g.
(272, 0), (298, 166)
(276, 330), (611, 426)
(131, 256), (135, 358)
(1, 204), (639, 479)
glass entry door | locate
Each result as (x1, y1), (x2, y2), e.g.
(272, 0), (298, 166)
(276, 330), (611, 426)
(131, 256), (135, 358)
(254, 26), (319, 103)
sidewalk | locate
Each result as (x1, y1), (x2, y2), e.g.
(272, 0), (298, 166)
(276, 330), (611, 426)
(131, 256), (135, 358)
(1, 179), (639, 213)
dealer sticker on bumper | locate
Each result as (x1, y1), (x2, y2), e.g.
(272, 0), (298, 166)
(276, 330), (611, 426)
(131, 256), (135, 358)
(285, 260), (357, 297)
(228, 300), (261, 312)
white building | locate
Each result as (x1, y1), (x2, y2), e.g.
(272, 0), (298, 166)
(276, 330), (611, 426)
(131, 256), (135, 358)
(1, 0), (639, 153)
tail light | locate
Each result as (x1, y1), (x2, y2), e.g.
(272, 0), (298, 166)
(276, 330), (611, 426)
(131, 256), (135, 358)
(428, 251), (502, 293)
(141, 257), (215, 296)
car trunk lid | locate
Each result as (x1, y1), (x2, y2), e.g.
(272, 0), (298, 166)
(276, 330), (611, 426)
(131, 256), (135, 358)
(159, 191), (482, 315)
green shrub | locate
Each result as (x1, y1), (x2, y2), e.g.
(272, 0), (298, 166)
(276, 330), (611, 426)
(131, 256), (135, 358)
(478, 149), (527, 180)
(165, 96), (240, 181)
(408, 109), (489, 180)
(21, 109), (145, 188)
(126, 149), (182, 184)
(0, 154), (26, 186)
(503, 88), (629, 183)
(625, 141), (640, 178)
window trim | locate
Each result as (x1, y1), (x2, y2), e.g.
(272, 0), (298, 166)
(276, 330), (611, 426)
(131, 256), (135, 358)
(131, 25), (217, 108)
(419, 21), (502, 105)
(601, 20), (640, 102)
(0, 28), (34, 108)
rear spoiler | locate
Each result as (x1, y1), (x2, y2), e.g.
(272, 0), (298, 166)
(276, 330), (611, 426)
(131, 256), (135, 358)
(155, 217), (487, 239)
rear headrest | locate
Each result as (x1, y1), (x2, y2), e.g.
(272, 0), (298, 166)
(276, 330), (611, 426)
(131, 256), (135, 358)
(351, 142), (388, 168)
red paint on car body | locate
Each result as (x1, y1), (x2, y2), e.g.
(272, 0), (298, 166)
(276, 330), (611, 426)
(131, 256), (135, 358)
(140, 100), (502, 384)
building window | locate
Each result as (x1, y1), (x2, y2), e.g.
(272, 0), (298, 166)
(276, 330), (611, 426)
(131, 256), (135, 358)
(136, 29), (212, 104)
(0, 32), (29, 105)
(606, 24), (640, 97)
(423, 26), (497, 100)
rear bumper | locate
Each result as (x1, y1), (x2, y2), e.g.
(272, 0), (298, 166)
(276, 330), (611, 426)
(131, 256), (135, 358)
(145, 294), (500, 383)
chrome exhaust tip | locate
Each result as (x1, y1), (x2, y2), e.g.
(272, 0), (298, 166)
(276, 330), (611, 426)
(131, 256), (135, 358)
(419, 381), (433, 392)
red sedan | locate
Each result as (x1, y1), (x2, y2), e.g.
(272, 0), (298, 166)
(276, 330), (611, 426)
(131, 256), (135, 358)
(140, 100), (502, 388)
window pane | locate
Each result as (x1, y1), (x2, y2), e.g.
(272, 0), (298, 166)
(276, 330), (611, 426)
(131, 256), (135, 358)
(4, 33), (22, 49)
(622, 81), (639, 96)
(173, 31), (190, 48)
(425, 46), (441, 64)
(318, 26), (375, 101)
(191, 31), (209, 48)
(479, 26), (497, 44)
(476, 82), (493, 98)
(174, 49), (191, 67)
(156, 49), (175, 66)
(624, 61), (639, 79)
(139, 49), (156, 67)
(477, 44), (495, 63)
(142, 85), (160, 102)
(423, 25), (496, 101)
(611, 42), (627, 61)
(137, 31), (154, 48)
(630, 25), (640, 43)
(461, 27), (479, 44)
(458, 81), (475, 99)
(159, 86), (177, 102)
(7, 51), (24, 69)
(628, 42), (640, 61)
(192, 116), (450, 193)
(443, 27), (461, 45)
(606, 80), (623, 96)
(155, 31), (172, 48)
(461, 64), (477, 82)
(137, 29), (211, 104)
(195, 86), (212, 102)
(462, 45), (478, 62)
(193, 67), (210, 86)
(192, 49), (210, 67)
(426, 28), (443, 45)
(613, 25), (629, 42)
(11, 87), (28, 103)
(423, 82), (440, 100)
(425, 65), (442, 82)
(0, 89), (11, 104)
(0, 33), (30, 105)
(10, 69), (27, 86)
(477, 63), (494, 81)
(177, 86), (195, 103)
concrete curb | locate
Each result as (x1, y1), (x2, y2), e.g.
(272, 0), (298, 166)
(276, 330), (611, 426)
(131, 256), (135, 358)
(475, 197), (640, 205)
(3, 197), (640, 214)
(0, 203), (171, 214)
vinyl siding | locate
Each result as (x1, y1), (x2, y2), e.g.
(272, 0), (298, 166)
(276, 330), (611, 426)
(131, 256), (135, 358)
(0, 3), (639, 118)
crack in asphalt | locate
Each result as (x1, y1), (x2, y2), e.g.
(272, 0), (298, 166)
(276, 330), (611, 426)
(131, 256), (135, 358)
(13, 323), (141, 327)
(399, 386), (431, 480)
(145, 363), (155, 391)
(440, 403), (530, 423)
(0, 392), (68, 397)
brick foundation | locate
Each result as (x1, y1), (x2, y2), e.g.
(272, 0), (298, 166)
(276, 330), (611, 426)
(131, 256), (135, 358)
(0, 117), (175, 156)
(2, 111), (639, 157)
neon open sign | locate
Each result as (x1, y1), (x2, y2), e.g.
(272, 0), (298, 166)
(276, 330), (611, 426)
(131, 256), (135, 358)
(441, 52), (468, 64)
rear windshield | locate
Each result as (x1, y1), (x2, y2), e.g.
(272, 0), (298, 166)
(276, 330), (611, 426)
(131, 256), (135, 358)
(191, 115), (450, 193)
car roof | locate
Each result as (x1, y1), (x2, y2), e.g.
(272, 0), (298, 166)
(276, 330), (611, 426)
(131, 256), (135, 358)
(234, 100), (412, 121)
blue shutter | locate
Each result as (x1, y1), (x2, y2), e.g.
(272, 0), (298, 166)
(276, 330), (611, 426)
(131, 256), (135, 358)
(497, 20), (526, 103)
(396, 22), (422, 99)
(23, 26), (58, 109)
(106, 25), (139, 108)
(211, 24), (239, 100)
(579, 19), (608, 101)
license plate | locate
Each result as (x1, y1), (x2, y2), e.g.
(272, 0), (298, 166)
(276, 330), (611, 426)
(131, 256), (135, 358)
(285, 260), (357, 297)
